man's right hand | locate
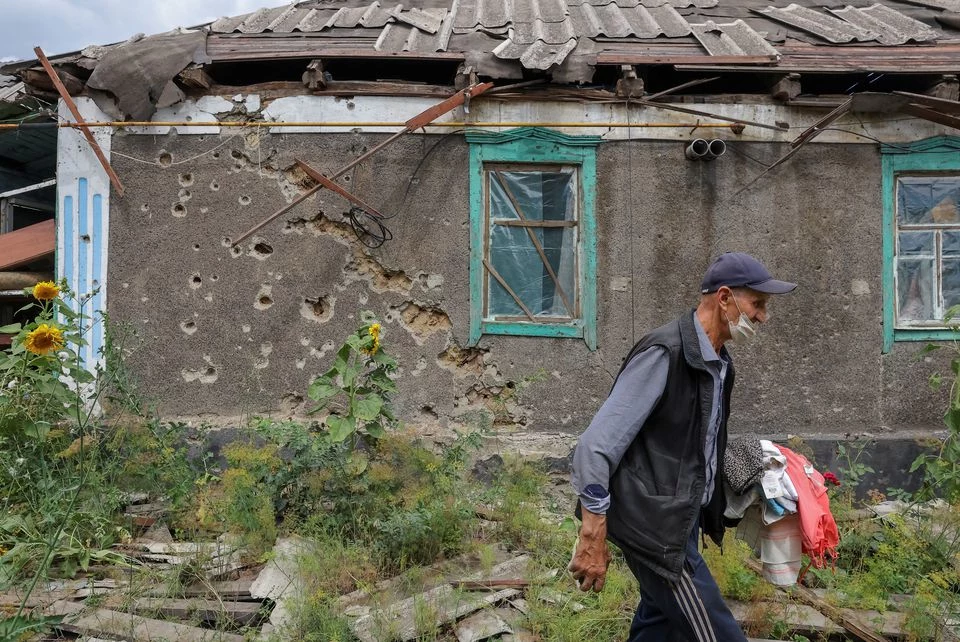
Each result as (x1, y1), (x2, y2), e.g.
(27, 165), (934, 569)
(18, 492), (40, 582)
(567, 507), (612, 592)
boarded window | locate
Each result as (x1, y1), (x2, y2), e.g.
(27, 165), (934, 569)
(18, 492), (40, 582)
(895, 176), (960, 326)
(484, 165), (579, 321)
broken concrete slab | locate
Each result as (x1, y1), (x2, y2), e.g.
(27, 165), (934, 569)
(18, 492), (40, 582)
(46, 599), (246, 642)
(349, 556), (529, 642)
(455, 608), (512, 642)
(249, 536), (311, 631)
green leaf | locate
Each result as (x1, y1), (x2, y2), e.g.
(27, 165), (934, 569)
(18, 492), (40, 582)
(307, 376), (339, 402)
(22, 421), (50, 441)
(353, 395), (383, 421)
(0, 323), (21, 333)
(342, 361), (363, 389)
(346, 333), (365, 352)
(372, 352), (397, 369)
(369, 370), (397, 393)
(364, 420), (385, 439)
(326, 415), (357, 442)
(334, 344), (351, 372)
(346, 452), (369, 476)
(944, 408), (960, 432)
(931, 372), (944, 392)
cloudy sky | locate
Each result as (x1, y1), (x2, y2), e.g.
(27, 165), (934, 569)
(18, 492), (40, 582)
(2, 0), (291, 62)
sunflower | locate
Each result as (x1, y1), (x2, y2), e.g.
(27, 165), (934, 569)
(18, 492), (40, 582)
(32, 281), (60, 301)
(364, 323), (381, 355)
(24, 323), (65, 356)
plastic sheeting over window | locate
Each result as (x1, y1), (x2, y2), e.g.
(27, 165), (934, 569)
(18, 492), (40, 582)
(896, 176), (960, 324)
(484, 167), (578, 320)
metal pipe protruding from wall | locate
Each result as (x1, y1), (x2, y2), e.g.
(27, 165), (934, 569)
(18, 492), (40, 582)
(704, 139), (726, 160)
(685, 138), (727, 161)
(685, 138), (710, 160)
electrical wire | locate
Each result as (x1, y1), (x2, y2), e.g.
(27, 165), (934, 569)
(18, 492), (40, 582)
(346, 205), (393, 248)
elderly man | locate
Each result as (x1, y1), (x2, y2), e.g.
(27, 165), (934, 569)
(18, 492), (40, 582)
(568, 252), (796, 642)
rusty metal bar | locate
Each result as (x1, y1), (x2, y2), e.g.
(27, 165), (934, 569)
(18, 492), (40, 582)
(232, 82), (494, 246)
(493, 170), (575, 318)
(33, 46), (125, 197)
(645, 76), (721, 101)
(791, 97), (853, 148)
(483, 258), (536, 322)
(894, 90), (960, 114)
(293, 159), (383, 218)
(735, 97), (853, 195)
(902, 103), (960, 131)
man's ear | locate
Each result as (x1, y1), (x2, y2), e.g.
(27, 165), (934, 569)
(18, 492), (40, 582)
(716, 286), (732, 307)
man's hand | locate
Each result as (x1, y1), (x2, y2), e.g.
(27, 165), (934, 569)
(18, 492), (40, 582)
(567, 507), (612, 592)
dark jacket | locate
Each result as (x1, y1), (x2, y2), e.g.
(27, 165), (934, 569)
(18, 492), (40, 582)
(603, 310), (734, 582)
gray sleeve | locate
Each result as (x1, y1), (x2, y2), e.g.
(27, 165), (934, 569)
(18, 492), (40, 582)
(570, 346), (669, 515)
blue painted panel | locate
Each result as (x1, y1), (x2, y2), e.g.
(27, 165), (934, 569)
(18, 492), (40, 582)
(77, 178), (88, 309)
(92, 192), (104, 364)
(62, 193), (74, 295)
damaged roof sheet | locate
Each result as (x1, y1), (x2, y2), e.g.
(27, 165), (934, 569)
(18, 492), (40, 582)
(38, 0), (960, 87)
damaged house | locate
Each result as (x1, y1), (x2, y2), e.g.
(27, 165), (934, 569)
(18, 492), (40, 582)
(7, 0), (960, 468)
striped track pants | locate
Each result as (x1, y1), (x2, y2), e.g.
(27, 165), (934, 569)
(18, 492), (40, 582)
(622, 525), (747, 642)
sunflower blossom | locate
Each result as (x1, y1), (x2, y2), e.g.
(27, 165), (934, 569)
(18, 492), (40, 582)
(24, 324), (65, 356)
(364, 323), (381, 355)
(32, 281), (60, 301)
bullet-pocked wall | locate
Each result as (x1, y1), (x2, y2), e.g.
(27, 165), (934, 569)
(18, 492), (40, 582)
(106, 129), (950, 452)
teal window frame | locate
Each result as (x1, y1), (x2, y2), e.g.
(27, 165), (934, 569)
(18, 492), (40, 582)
(466, 128), (601, 349)
(883, 136), (960, 352)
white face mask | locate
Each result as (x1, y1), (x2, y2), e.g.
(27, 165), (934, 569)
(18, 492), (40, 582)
(727, 295), (757, 344)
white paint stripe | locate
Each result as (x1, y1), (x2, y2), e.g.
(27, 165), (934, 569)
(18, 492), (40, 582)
(682, 568), (719, 642)
(674, 575), (709, 642)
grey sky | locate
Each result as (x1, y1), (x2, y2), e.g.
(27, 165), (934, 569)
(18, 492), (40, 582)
(2, 0), (291, 62)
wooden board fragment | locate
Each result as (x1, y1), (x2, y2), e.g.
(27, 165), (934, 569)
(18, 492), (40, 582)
(0, 219), (55, 271)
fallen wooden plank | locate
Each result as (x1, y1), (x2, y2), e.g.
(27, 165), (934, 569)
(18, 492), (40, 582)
(46, 600), (246, 642)
(451, 580), (530, 591)
(0, 219), (55, 271)
(131, 598), (263, 626)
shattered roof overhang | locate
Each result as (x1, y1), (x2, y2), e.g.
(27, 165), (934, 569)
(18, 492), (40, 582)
(197, 0), (960, 80)
(5, 0), (960, 119)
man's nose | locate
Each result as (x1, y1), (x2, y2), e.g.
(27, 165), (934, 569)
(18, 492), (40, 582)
(755, 310), (769, 324)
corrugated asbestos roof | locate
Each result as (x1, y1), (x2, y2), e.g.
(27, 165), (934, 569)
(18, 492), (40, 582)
(204, 0), (956, 79)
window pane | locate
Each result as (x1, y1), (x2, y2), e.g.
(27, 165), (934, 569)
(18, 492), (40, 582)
(898, 176), (960, 226)
(944, 259), (960, 315)
(945, 231), (960, 258)
(897, 258), (935, 322)
(488, 226), (577, 317)
(490, 169), (576, 222)
(898, 231), (934, 257)
(486, 167), (578, 319)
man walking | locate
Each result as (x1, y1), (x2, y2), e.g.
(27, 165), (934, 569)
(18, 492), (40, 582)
(568, 252), (796, 641)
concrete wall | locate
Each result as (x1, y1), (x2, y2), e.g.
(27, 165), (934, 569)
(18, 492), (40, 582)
(107, 130), (951, 455)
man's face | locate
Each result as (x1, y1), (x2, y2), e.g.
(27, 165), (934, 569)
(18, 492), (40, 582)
(721, 287), (770, 325)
